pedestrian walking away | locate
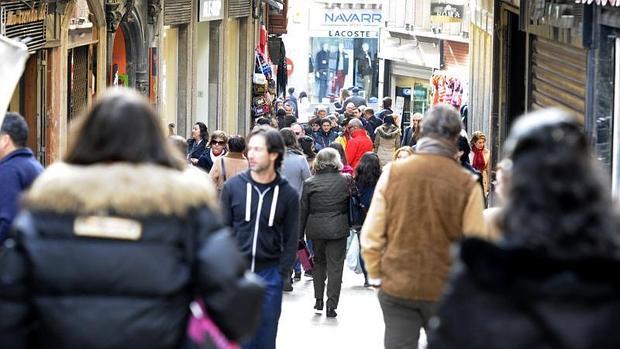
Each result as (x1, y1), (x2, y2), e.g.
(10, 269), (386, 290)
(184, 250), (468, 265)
(0, 112), (43, 242)
(299, 148), (351, 318)
(361, 104), (487, 349)
(429, 108), (620, 349)
(0, 88), (263, 349)
(345, 118), (373, 171)
(220, 127), (300, 349)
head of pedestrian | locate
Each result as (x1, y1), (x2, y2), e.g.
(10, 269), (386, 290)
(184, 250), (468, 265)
(345, 102), (356, 115)
(65, 87), (185, 170)
(209, 130), (228, 156)
(393, 146), (414, 161)
(383, 114), (395, 127)
(314, 148), (343, 173)
(420, 104), (463, 145)
(168, 135), (188, 159)
(192, 121), (209, 143)
(382, 97), (392, 110)
(411, 112), (423, 129)
(352, 107), (361, 118)
(0, 112), (28, 159)
(311, 119), (321, 133)
(284, 102), (294, 116)
(317, 107), (328, 118)
(364, 108), (374, 120)
(347, 118), (364, 134)
(279, 128), (300, 150)
(247, 127), (285, 175)
(501, 108), (618, 256)
(321, 118), (332, 133)
(471, 131), (487, 151)
(456, 135), (471, 165)
(227, 135), (246, 154)
(291, 123), (304, 138)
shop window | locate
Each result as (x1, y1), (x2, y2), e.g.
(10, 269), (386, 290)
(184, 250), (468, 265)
(208, 20), (221, 129)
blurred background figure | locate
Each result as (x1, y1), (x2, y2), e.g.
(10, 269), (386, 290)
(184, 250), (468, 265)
(393, 146), (414, 162)
(430, 109), (620, 349)
(209, 135), (249, 193)
(402, 113), (423, 147)
(374, 115), (401, 167)
(168, 135), (188, 163)
(197, 130), (228, 172)
(469, 131), (491, 198)
(187, 121), (209, 166)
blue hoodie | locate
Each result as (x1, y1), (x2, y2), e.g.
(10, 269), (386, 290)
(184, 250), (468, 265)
(0, 148), (43, 240)
(220, 170), (300, 277)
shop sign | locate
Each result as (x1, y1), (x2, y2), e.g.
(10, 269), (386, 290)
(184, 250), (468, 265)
(1, 1), (48, 53)
(430, 2), (464, 23)
(309, 8), (382, 38)
(199, 0), (223, 21)
(575, 0), (620, 5)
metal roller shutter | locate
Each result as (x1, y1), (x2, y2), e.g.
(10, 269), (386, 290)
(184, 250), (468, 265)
(530, 36), (586, 122)
(229, 0), (250, 18)
(442, 40), (469, 72)
(164, 0), (192, 25)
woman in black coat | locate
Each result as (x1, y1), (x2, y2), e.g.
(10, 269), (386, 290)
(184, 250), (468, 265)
(0, 88), (262, 349)
(300, 148), (350, 318)
(187, 122), (209, 165)
(429, 109), (620, 349)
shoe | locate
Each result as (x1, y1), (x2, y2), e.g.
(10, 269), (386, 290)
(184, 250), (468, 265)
(326, 306), (337, 318)
(283, 279), (293, 292)
(304, 270), (313, 278)
(363, 281), (370, 287)
(294, 271), (301, 280)
(314, 299), (324, 313)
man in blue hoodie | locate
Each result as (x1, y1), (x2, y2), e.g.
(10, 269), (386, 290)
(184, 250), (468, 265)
(0, 112), (43, 241)
(220, 127), (299, 349)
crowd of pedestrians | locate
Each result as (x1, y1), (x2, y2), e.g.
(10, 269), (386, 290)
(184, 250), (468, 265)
(2, 85), (620, 349)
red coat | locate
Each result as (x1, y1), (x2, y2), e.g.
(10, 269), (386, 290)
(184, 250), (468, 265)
(346, 129), (373, 170)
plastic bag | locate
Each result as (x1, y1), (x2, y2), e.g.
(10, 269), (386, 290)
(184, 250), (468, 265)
(346, 231), (363, 274)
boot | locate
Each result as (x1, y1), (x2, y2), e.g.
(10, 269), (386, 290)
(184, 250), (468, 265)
(314, 299), (324, 314)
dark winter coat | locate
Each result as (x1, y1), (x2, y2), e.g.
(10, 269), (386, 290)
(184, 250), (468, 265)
(313, 129), (338, 151)
(0, 148), (43, 241)
(300, 169), (350, 240)
(401, 125), (419, 147)
(220, 170), (300, 276)
(364, 116), (382, 141)
(187, 138), (207, 160)
(197, 148), (228, 172)
(0, 162), (257, 349)
(429, 238), (620, 349)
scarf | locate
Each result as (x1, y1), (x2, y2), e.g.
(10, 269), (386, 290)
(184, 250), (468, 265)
(472, 147), (486, 172)
(415, 137), (458, 160)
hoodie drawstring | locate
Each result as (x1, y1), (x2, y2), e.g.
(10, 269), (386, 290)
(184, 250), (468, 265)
(268, 185), (279, 227)
(245, 182), (252, 222)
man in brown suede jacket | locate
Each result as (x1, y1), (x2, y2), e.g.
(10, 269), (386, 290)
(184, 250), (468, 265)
(361, 104), (486, 349)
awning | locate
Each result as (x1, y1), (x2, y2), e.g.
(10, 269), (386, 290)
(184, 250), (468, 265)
(575, 0), (620, 6)
(263, 0), (283, 10)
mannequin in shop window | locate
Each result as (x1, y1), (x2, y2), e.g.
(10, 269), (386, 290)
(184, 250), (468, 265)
(331, 42), (349, 96)
(315, 43), (330, 102)
(357, 43), (374, 100)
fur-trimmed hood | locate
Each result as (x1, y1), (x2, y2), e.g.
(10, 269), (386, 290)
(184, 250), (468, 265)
(376, 124), (400, 139)
(22, 162), (217, 217)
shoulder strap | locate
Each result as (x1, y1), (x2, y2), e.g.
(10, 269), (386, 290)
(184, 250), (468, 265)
(221, 157), (227, 182)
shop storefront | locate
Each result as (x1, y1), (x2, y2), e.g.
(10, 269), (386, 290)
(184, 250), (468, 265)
(3, 0), (49, 163)
(307, 5), (382, 103)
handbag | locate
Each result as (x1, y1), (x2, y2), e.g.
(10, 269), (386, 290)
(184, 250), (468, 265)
(348, 178), (365, 229)
(297, 240), (314, 272)
(188, 298), (240, 349)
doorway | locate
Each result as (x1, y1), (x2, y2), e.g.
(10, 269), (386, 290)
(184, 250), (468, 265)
(501, 9), (526, 139)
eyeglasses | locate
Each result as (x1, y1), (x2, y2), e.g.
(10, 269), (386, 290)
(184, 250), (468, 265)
(211, 140), (226, 146)
(294, 132), (301, 136)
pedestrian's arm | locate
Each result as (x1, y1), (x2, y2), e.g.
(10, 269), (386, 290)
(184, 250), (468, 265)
(219, 184), (233, 227)
(300, 159), (311, 182)
(360, 167), (390, 280)
(209, 160), (221, 189)
(346, 140), (357, 168)
(279, 194), (300, 278)
(299, 183), (310, 240)
(462, 184), (486, 238)
(0, 169), (20, 241)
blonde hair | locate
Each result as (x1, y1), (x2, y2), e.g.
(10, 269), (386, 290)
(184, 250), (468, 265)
(470, 131), (487, 148)
(393, 146), (415, 160)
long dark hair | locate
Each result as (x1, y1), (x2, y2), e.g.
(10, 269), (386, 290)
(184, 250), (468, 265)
(65, 87), (185, 170)
(299, 136), (316, 159)
(328, 142), (348, 166)
(355, 152), (382, 188)
(195, 122), (209, 142)
(502, 109), (620, 258)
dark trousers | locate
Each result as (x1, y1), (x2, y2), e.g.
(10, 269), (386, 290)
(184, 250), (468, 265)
(242, 267), (283, 349)
(378, 290), (438, 349)
(312, 237), (347, 308)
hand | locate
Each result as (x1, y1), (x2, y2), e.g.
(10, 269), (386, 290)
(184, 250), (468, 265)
(367, 277), (382, 287)
(190, 158), (199, 165)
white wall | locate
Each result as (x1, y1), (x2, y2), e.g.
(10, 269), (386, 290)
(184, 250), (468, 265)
(195, 21), (210, 125)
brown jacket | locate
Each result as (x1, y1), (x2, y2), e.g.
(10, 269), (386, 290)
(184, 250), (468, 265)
(361, 152), (486, 301)
(209, 152), (249, 192)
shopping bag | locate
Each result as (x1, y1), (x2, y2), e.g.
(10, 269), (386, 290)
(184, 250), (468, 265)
(187, 298), (240, 349)
(346, 232), (363, 274)
(297, 240), (314, 272)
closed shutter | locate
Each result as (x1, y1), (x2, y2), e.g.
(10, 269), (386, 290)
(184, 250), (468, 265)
(530, 36), (586, 122)
(442, 40), (469, 71)
(164, 0), (192, 25)
(229, 0), (250, 18)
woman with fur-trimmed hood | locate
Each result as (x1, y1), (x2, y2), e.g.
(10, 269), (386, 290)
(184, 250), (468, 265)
(374, 114), (401, 167)
(0, 88), (262, 349)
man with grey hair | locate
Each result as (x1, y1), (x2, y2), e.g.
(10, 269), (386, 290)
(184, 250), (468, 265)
(361, 104), (486, 349)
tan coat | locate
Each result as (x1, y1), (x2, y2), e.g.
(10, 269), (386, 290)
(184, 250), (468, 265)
(209, 152), (249, 192)
(374, 125), (401, 167)
(361, 153), (486, 301)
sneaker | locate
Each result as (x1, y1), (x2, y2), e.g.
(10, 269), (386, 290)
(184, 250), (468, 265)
(314, 299), (324, 314)
(293, 271), (301, 280)
(326, 306), (337, 318)
(283, 279), (293, 292)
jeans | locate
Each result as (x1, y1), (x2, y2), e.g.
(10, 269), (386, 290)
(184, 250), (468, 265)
(242, 266), (283, 349)
(378, 290), (438, 349)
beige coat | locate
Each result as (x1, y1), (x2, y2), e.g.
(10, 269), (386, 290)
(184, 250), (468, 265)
(374, 125), (401, 167)
(209, 152), (249, 192)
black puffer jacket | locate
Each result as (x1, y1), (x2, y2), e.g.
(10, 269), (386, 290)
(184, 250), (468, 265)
(300, 169), (350, 240)
(429, 238), (620, 349)
(0, 162), (259, 349)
